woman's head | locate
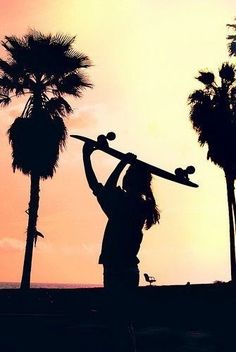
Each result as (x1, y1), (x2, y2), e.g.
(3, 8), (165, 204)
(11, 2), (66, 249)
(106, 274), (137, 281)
(122, 164), (152, 195)
(122, 164), (160, 229)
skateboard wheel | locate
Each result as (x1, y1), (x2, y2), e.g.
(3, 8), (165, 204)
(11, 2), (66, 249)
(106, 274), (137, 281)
(106, 132), (116, 141)
(186, 166), (195, 174)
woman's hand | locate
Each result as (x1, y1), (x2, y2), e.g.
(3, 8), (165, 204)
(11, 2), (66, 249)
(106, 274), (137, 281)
(83, 142), (96, 156)
(123, 152), (137, 164)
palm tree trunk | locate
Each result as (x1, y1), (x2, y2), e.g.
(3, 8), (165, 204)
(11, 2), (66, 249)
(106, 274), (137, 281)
(225, 173), (236, 283)
(231, 181), (236, 230)
(20, 173), (40, 289)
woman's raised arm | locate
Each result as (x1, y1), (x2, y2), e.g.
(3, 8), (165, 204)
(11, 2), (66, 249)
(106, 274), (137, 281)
(105, 153), (137, 188)
(82, 143), (100, 194)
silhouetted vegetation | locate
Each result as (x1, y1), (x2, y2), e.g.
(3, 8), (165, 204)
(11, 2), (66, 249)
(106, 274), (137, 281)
(227, 18), (236, 56)
(0, 30), (92, 289)
(188, 62), (236, 282)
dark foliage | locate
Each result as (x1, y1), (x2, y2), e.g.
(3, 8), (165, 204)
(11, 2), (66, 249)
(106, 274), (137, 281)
(8, 112), (66, 179)
(227, 19), (236, 57)
(0, 30), (92, 178)
(0, 30), (92, 98)
(188, 63), (236, 174)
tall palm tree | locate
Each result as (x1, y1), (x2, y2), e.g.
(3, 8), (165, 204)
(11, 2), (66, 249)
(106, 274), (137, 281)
(188, 63), (236, 283)
(0, 30), (92, 289)
(227, 19), (236, 248)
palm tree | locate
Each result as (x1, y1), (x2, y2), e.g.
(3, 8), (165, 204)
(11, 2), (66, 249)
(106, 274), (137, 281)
(188, 63), (236, 283)
(227, 19), (236, 246)
(0, 30), (92, 289)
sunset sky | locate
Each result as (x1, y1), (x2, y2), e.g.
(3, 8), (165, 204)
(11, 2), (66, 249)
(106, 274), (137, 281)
(0, 0), (236, 286)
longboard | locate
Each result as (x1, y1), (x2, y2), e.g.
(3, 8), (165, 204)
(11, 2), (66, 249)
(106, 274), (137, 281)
(70, 133), (198, 188)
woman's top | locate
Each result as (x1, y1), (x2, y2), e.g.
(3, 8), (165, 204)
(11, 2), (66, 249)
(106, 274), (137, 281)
(93, 184), (147, 269)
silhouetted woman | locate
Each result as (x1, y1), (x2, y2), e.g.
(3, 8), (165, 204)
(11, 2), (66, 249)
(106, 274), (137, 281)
(82, 142), (160, 352)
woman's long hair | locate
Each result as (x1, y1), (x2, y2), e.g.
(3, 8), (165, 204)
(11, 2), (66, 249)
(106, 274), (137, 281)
(144, 185), (160, 229)
(123, 164), (160, 229)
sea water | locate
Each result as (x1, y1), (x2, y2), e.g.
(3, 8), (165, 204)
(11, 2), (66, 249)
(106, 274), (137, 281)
(0, 282), (102, 289)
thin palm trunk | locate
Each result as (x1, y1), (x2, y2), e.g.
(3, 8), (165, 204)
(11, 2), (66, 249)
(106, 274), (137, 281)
(231, 181), (236, 228)
(20, 173), (40, 289)
(225, 173), (236, 283)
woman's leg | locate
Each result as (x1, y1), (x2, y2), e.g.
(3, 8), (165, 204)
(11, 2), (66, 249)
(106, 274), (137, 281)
(103, 266), (139, 352)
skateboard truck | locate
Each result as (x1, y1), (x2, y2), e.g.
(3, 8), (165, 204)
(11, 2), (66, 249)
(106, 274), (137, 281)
(175, 166), (195, 181)
(96, 132), (116, 148)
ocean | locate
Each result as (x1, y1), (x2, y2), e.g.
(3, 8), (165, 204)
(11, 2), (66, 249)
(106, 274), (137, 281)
(0, 282), (103, 289)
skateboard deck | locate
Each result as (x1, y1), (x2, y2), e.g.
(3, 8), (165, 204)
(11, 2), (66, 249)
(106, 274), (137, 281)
(71, 133), (198, 188)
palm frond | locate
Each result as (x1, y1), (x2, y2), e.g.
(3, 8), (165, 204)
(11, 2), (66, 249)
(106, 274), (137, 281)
(45, 97), (73, 117)
(227, 35), (236, 40)
(0, 94), (11, 106)
(227, 23), (236, 30)
(227, 20), (236, 56)
(54, 72), (93, 97)
(0, 76), (14, 92)
(51, 33), (75, 49)
(0, 59), (30, 94)
(196, 71), (215, 86)
(2, 35), (26, 54)
(0, 59), (15, 76)
(227, 40), (236, 57)
(188, 90), (208, 104)
(26, 29), (51, 44)
(66, 49), (92, 67)
(219, 63), (235, 83)
(2, 36), (27, 68)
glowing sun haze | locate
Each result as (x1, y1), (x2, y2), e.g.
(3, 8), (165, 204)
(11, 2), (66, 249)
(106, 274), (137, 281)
(0, 0), (235, 285)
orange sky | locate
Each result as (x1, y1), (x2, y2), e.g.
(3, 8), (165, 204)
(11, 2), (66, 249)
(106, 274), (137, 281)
(0, 0), (235, 286)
